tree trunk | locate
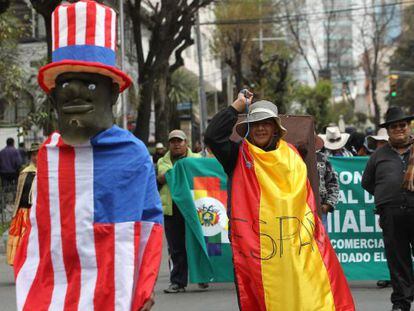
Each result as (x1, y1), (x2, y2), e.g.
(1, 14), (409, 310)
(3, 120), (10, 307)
(154, 64), (170, 145)
(234, 44), (243, 91)
(134, 78), (154, 144)
(371, 78), (381, 129)
(44, 14), (53, 62)
(169, 101), (180, 131)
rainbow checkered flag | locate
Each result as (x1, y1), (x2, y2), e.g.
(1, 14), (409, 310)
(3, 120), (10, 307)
(166, 158), (234, 283)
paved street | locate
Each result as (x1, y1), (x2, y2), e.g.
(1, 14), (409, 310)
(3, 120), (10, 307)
(0, 242), (394, 311)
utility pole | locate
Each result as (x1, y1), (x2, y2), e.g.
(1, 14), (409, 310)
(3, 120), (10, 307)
(195, 10), (208, 151)
(119, 0), (127, 129)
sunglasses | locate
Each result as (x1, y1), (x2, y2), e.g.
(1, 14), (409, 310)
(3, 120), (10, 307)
(388, 122), (408, 130)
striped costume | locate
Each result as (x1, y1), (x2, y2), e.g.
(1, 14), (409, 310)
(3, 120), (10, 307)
(14, 126), (163, 311)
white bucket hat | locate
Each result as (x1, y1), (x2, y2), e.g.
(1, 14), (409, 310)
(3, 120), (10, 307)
(319, 126), (350, 150)
(235, 100), (287, 138)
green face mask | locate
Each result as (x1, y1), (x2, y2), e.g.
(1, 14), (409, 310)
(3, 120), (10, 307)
(50, 72), (119, 145)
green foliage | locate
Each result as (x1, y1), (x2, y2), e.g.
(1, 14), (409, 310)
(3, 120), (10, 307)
(212, 0), (295, 112)
(388, 4), (414, 113)
(251, 44), (295, 113)
(169, 67), (198, 105)
(292, 80), (333, 131)
(212, 0), (263, 61)
(0, 11), (25, 104)
(0, 221), (10, 237)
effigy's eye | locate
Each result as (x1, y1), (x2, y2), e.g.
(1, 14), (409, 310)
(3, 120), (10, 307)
(88, 84), (96, 91)
(62, 82), (69, 88)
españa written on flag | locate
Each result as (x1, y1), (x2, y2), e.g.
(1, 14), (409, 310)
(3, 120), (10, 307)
(166, 157), (234, 283)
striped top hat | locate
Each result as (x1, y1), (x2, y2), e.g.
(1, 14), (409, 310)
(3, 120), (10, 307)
(38, 0), (132, 93)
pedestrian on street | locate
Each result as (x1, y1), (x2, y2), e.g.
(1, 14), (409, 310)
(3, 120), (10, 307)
(320, 126), (354, 157)
(362, 106), (414, 311)
(18, 143), (28, 166)
(6, 143), (39, 266)
(204, 91), (354, 311)
(157, 130), (203, 293)
(153, 142), (166, 165)
(0, 138), (22, 189)
(315, 135), (339, 230)
(363, 128), (392, 289)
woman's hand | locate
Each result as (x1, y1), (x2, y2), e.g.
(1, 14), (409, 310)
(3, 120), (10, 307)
(231, 89), (253, 112)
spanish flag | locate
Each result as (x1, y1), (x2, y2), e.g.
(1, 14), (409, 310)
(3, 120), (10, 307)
(230, 140), (355, 311)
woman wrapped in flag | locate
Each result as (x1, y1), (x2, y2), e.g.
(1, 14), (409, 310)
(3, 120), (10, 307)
(13, 1), (163, 310)
(204, 91), (355, 311)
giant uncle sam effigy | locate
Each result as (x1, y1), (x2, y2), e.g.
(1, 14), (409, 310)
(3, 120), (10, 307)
(13, 1), (163, 310)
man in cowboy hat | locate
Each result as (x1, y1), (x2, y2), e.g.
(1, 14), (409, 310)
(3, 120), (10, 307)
(204, 92), (354, 311)
(14, 2), (163, 311)
(362, 106), (414, 311)
(319, 126), (353, 157)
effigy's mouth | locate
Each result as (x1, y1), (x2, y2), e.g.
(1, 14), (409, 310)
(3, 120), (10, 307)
(62, 104), (94, 114)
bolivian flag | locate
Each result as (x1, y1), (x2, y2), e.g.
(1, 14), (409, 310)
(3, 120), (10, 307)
(231, 140), (355, 311)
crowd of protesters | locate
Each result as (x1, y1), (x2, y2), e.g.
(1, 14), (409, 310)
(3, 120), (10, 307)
(1, 96), (412, 311)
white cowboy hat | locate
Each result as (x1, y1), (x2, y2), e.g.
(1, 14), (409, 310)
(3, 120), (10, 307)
(367, 128), (389, 144)
(235, 100), (287, 138)
(319, 126), (350, 150)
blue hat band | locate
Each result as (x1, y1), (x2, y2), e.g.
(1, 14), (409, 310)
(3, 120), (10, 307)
(52, 45), (116, 66)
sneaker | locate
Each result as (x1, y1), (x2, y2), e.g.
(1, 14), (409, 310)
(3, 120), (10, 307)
(377, 280), (391, 288)
(198, 283), (209, 290)
(164, 284), (185, 293)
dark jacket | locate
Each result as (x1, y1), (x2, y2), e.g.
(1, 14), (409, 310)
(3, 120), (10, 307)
(0, 146), (22, 174)
(204, 106), (240, 176)
(361, 143), (414, 209)
(316, 152), (339, 210)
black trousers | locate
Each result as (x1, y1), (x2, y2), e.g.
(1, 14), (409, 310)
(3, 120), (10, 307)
(380, 207), (414, 310)
(164, 204), (188, 287)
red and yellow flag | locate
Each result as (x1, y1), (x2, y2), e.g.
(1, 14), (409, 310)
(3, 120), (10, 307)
(230, 140), (355, 311)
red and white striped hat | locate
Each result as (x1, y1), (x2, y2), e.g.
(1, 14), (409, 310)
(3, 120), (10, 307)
(38, 0), (132, 93)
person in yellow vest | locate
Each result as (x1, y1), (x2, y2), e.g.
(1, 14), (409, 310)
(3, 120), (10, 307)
(7, 143), (40, 265)
(157, 130), (203, 293)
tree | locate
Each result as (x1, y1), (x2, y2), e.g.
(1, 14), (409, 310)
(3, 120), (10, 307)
(293, 80), (332, 132)
(389, 5), (414, 114)
(282, 0), (355, 89)
(212, 0), (294, 112)
(0, 0), (9, 14)
(29, 0), (61, 61)
(126, 0), (214, 144)
(0, 10), (25, 110)
(356, 0), (397, 127)
(247, 44), (294, 113)
(212, 0), (264, 91)
(168, 67), (198, 133)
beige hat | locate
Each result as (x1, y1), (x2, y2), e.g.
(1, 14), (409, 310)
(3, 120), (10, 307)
(319, 126), (350, 150)
(155, 142), (165, 149)
(235, 100), (287, 138)
(29, 142), (41, 152)
(367, 128), (389, 144)
(168, 129), (187, 141)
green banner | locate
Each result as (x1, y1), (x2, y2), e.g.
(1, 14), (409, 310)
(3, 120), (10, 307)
(166, 158), (234, 283)
(329, 157), (389, 280)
